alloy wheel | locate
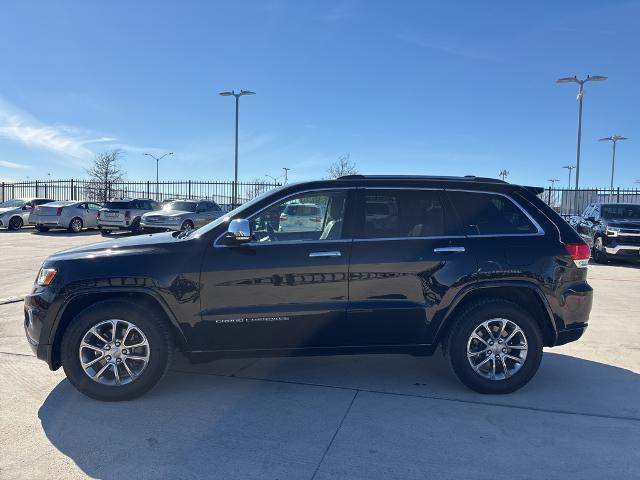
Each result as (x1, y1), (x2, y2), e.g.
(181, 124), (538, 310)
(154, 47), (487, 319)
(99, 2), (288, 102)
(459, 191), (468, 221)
(466, 318), (528, 381)
(71, 218), (82, 232)
(78, 319), (150, 386)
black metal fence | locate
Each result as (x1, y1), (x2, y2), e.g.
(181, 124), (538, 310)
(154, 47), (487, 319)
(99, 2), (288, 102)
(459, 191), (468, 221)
(539, 187), (640, 217)
(0, 179), (281, 211)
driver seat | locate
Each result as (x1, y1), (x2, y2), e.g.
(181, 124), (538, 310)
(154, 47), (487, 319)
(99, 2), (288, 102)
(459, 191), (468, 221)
(320, 199), (344, 240)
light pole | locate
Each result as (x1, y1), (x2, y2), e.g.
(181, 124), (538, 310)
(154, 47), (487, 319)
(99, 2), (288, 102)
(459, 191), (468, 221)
(562, 165), (576, 189)
(599, 135), (628, 192)
(144, 152), (174, 200)
(556, 75), (608, 189)
(547, 178), (560, 204)
(219, 89), (256, 207)
(498, 169), (509, 181)
(282, 167), (290, 184)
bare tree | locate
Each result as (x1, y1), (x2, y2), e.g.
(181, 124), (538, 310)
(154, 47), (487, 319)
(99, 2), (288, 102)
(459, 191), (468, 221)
(85, 150), (126, 202)
(246, 177), (273, 200)
(326, 154), (358, 179)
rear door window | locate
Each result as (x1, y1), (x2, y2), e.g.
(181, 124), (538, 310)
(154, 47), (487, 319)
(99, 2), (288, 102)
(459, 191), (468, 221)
(448, 191), (539, 236)
(105, 202), (130, 210)
(357, 189), (453, 239)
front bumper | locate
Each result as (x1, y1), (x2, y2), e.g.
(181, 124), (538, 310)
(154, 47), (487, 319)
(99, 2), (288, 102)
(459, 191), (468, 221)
(604, 245), (640, 255)
(141, 221), (181, 232)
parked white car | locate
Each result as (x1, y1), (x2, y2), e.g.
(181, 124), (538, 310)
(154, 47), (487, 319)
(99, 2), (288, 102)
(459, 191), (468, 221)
(29, 201), (102, 233)
(0, 198), (55, 230)
(278, 203), (323, 232)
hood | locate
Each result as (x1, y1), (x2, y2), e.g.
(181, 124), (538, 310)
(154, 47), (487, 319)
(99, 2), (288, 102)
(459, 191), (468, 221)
(46, 231), (183, 262)
(0, 207), (19, 216)
(605, 219), (640, 229)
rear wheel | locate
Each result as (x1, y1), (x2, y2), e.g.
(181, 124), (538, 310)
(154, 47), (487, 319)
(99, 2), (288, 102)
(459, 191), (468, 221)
(446, 299), (543, 394)
(8, 216), (23, 231)
(60, 299), (173, 401)
(130, 218), (142, 234)
(100, 228), (112, 236)
(68, 217), (83, 233)
(35, 226), (50, 232)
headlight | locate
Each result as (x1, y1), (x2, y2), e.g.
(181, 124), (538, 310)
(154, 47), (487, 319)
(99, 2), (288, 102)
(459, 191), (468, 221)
(36, 268), (57, 286)
(605, 227), (621, 237)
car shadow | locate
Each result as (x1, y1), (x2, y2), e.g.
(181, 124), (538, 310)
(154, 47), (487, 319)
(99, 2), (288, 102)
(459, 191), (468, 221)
(38, 352), (640, 479)
(31, 229), (102, 237)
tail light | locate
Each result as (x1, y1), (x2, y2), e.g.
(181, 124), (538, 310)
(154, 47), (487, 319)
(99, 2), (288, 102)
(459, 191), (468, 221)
(565, 243), (590, 268)
(280, 213), (288, 221)
(56, 207), (63, 216)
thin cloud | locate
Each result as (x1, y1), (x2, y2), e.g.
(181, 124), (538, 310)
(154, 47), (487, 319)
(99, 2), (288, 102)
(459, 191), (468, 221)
(397, 31), (493, 60)
(0, 159), (30, 169)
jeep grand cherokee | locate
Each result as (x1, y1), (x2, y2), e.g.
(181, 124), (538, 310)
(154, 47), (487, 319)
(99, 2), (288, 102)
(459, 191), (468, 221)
(24, 175), (593, 401)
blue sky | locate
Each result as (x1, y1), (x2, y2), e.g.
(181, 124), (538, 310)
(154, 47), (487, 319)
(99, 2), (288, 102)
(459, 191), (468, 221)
(0, 0), (638, 187)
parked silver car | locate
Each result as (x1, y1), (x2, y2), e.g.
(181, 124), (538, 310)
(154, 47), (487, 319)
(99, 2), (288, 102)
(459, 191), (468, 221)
(29, 201), (102, 233)
(0, 198), (55, 230)
(141, 199), (224, 232)
(97, 198), (160, 235)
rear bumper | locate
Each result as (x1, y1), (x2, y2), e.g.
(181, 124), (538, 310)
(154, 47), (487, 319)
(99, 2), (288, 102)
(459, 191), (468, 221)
(552, 282), (593, 346)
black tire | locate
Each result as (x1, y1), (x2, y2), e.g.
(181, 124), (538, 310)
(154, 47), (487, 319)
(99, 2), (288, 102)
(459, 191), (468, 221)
(181, 220), (194, 231)
(8, 216), (23, 231)
(592, 236), (607, 264)
(445, 298), (543, 394)
(130, 217), (142, 234)
(68, 217), (83, 233)
(60, 299), (173, 401)
(35, 226), (50, 232)
(100, 228), (112, 236)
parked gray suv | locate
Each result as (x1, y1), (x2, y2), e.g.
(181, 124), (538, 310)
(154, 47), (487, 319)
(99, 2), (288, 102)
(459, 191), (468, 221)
(0, 198), (55, 230)
(97, 198), (160, 235)
(141, 199), (224, 232)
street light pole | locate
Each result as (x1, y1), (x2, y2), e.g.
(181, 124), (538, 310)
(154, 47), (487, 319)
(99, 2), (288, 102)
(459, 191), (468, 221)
(219, 89), (256, 208)
(144, 152), (174, 200)
(498, 169), (509, 181)
(599, 135), (628, 192)
(562, 165), (576, 189)
(556, 75), (608, 189)
(282, 167), (290, 184)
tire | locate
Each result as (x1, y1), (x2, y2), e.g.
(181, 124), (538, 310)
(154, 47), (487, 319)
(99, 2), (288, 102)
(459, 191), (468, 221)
(130, 218), (142, 234)
(445, 298), (543, 394)
(592, 236), (607, 264)
(60, 299), (173, 401)
(35, 226), (50, 232)
(181, 220), (194, 231)
(100, 228), (112, 236)
(68, 217), (83, 233)
(8, 216), (23, 231)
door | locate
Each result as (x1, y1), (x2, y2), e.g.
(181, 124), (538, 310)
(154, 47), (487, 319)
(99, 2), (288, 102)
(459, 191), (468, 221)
(195, 189), (354, 351)
(195, 201), (216, 227)
(346, 188), (477, 346)
(84, 202), (101, 227)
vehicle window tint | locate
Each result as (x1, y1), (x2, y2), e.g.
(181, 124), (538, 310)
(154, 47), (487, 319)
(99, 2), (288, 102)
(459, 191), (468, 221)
(105, 201), (129, 209)
(77, 203), (87, 209)
(250, 191), (346, 242)
(211, 202), (222, 211)
(358, 189), (447, 239)
(448, 191), (538, 235)
(88, 203), (101, 210)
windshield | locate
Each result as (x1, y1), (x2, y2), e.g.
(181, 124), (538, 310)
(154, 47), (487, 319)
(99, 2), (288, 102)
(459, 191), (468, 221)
(193, 186), (286, 237)
(164, 201), (197, 212)
(0, 199), (26, 208)
(602, 204), (640, 220)
(41, 201), (74, 207)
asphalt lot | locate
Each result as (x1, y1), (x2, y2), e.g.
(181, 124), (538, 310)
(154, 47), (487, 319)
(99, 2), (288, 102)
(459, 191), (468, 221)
(1, 228), (639, 479)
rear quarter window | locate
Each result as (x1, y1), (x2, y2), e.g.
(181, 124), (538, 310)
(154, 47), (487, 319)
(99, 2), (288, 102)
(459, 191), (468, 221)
(105, 202), (131, 209)
(447, 191), (539, 236)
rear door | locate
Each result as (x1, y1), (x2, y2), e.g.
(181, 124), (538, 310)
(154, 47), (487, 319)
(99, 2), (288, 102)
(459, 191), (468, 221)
(346, 188), (477, 346)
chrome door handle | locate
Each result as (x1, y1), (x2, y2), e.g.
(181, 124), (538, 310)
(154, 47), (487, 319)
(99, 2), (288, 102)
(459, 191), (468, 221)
(309, 251), (342, 258)
(434, 246), (466, 253)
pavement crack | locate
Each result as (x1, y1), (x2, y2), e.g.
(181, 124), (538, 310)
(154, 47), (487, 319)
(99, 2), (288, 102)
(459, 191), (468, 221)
(311, 390), (358, 480)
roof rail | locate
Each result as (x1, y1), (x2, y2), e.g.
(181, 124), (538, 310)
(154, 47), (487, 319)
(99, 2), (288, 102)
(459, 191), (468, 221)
(336, 174), (507, 184)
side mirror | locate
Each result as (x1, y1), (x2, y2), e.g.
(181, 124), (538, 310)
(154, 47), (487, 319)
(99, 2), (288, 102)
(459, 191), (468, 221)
(225, 218), (251, 243)
(22, 205), (33, 211)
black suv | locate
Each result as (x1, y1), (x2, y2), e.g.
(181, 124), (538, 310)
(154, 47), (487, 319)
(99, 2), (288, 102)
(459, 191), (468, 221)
(24, 176), (593, 401)
(575, 202), (640, 263)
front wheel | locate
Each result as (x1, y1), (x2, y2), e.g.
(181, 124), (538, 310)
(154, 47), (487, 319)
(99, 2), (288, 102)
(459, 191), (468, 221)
(181, 220), (194, 232)
(100, 228), (112, 236)
(8, 216), (23, 230)
(60, 300), (173, 401)
(592, 236), (607, 263)
(446, 299), (543, 394)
